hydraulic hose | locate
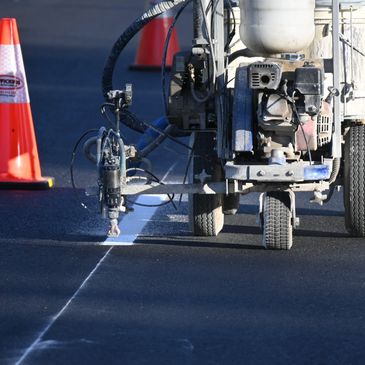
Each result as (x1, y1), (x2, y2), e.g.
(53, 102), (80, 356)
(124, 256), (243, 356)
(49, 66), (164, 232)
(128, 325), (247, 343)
(121, 111), (147, 134)
(83, 127), (107, 165)
(140, 124), (175, 157)
(102, 0), (187, 99)
(228, 48), (261, 64)
(83, 136), (98, 164)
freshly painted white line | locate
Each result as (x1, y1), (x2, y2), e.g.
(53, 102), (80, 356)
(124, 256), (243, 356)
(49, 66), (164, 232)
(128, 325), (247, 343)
(101, 195), (166, 246)
(15, 247), (113, 365)
(101, 161), (179, 246)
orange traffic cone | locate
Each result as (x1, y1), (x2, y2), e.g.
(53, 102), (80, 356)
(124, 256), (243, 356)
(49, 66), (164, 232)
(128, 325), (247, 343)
(130, 0), (180, 70)
(0, 18), (54, 189)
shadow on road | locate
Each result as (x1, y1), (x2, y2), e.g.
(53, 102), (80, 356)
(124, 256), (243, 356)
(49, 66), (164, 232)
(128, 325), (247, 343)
(0, 188), (105, 243)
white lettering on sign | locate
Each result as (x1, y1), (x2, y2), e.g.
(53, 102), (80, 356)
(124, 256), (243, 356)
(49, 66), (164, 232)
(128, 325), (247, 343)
(0, 45), (30, 103)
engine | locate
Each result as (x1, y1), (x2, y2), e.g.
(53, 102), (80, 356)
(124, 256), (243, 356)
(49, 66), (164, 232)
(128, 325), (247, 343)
(247, 60), (332, 162)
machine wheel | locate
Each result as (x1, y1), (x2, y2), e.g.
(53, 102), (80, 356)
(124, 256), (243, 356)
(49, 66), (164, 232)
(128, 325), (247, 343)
(190, 194), (224, 236)
(262, 191), (293, 250)
(344, 124), (365, 237)
(188, 132), (224, 237)
(223, 193), (240, 215)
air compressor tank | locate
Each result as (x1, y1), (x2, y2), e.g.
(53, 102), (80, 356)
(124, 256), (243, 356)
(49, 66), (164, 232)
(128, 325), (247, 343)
(239, 0), (316, 55)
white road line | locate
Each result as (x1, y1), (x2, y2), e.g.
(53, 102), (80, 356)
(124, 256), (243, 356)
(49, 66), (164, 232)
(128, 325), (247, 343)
(160, 161), (179, 183)
(15, 161), (179, 363)
(101, 161), (179, 246)
(101, 195), (167, 246)
(15, 247), (113, 365)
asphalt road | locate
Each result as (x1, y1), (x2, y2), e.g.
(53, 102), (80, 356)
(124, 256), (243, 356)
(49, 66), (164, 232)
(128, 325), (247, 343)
(1, 1), (365, 364)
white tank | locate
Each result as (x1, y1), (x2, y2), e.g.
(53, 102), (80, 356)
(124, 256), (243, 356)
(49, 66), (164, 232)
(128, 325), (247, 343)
(240, 0), (316, 55)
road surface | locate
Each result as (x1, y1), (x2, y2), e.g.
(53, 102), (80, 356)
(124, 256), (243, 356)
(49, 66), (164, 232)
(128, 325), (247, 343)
(0, 1), (365, 364)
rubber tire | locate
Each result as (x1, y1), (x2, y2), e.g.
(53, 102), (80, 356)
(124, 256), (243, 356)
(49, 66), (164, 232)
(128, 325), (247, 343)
(190, 194), (224, 236)
(223, 193), (240, 215)
(188, 132), (224, 237)
(262, 191), (293, 250)
(344, 124), (365, 237)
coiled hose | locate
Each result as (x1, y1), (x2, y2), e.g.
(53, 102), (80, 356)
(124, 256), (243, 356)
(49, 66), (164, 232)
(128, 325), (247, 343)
(102, 0), (187, 99)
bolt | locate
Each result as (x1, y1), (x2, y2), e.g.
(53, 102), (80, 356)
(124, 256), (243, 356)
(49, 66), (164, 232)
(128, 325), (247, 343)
(257, 170), (266, 177)
(286, 170), (294, 177)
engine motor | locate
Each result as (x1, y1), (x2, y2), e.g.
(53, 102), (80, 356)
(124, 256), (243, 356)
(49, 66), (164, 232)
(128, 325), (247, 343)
(247, 60), (331, 160)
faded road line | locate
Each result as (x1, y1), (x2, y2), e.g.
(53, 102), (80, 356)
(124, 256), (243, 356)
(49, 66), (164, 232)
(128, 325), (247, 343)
(15, 246), (113, 365)
(15, 161), (179, 364)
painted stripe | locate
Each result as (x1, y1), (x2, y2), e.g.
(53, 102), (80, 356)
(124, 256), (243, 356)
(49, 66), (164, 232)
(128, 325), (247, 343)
(160, 161), (178, 184)
(14, 247), (113, 365)
(101, 195), (166, 246)
(101, 161), (179, 246)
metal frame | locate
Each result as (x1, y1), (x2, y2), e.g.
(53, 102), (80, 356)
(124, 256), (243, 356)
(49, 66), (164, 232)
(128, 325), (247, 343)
(117, 0), (339, 198)
(212, 0), (228, 159)
(332, 0), (342, 158)
(114, 180), (330, 196)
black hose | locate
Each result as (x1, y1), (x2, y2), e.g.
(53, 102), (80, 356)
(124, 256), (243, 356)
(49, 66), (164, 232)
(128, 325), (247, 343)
(139, 125), (175, 158)
(122, 109), (193, 152)
(228, 48), (261, 64)
(102, 0), (187, 99)
(193, 0), (205, 44)
(83, 136), (98, 164)
(101, 103), (147, 134)
(70, 129), (100, 212)
(120, 110), (147, 134)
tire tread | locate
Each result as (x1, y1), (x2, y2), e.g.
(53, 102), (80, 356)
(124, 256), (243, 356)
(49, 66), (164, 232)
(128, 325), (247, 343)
(344, 124), (365, 236)
(263, 192), (293, 250)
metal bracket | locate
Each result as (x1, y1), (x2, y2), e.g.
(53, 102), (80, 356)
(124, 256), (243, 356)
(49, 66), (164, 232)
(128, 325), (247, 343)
(194, 169), (212, 183)
(288, 190), (300, 228)
(310, 190), (328, 206)
(225, 161), (331, 182)
(332, 0), (342, 158)
(257, 192), (265, 228)
(257, 190), (300, 230)
(120, 182), (227, 196)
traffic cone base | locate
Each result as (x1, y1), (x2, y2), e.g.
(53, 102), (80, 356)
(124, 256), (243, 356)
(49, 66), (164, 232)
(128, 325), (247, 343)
(0, 18), (54, 190)
(0, 178), (54, 190)
(0, 103), (54, 189)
